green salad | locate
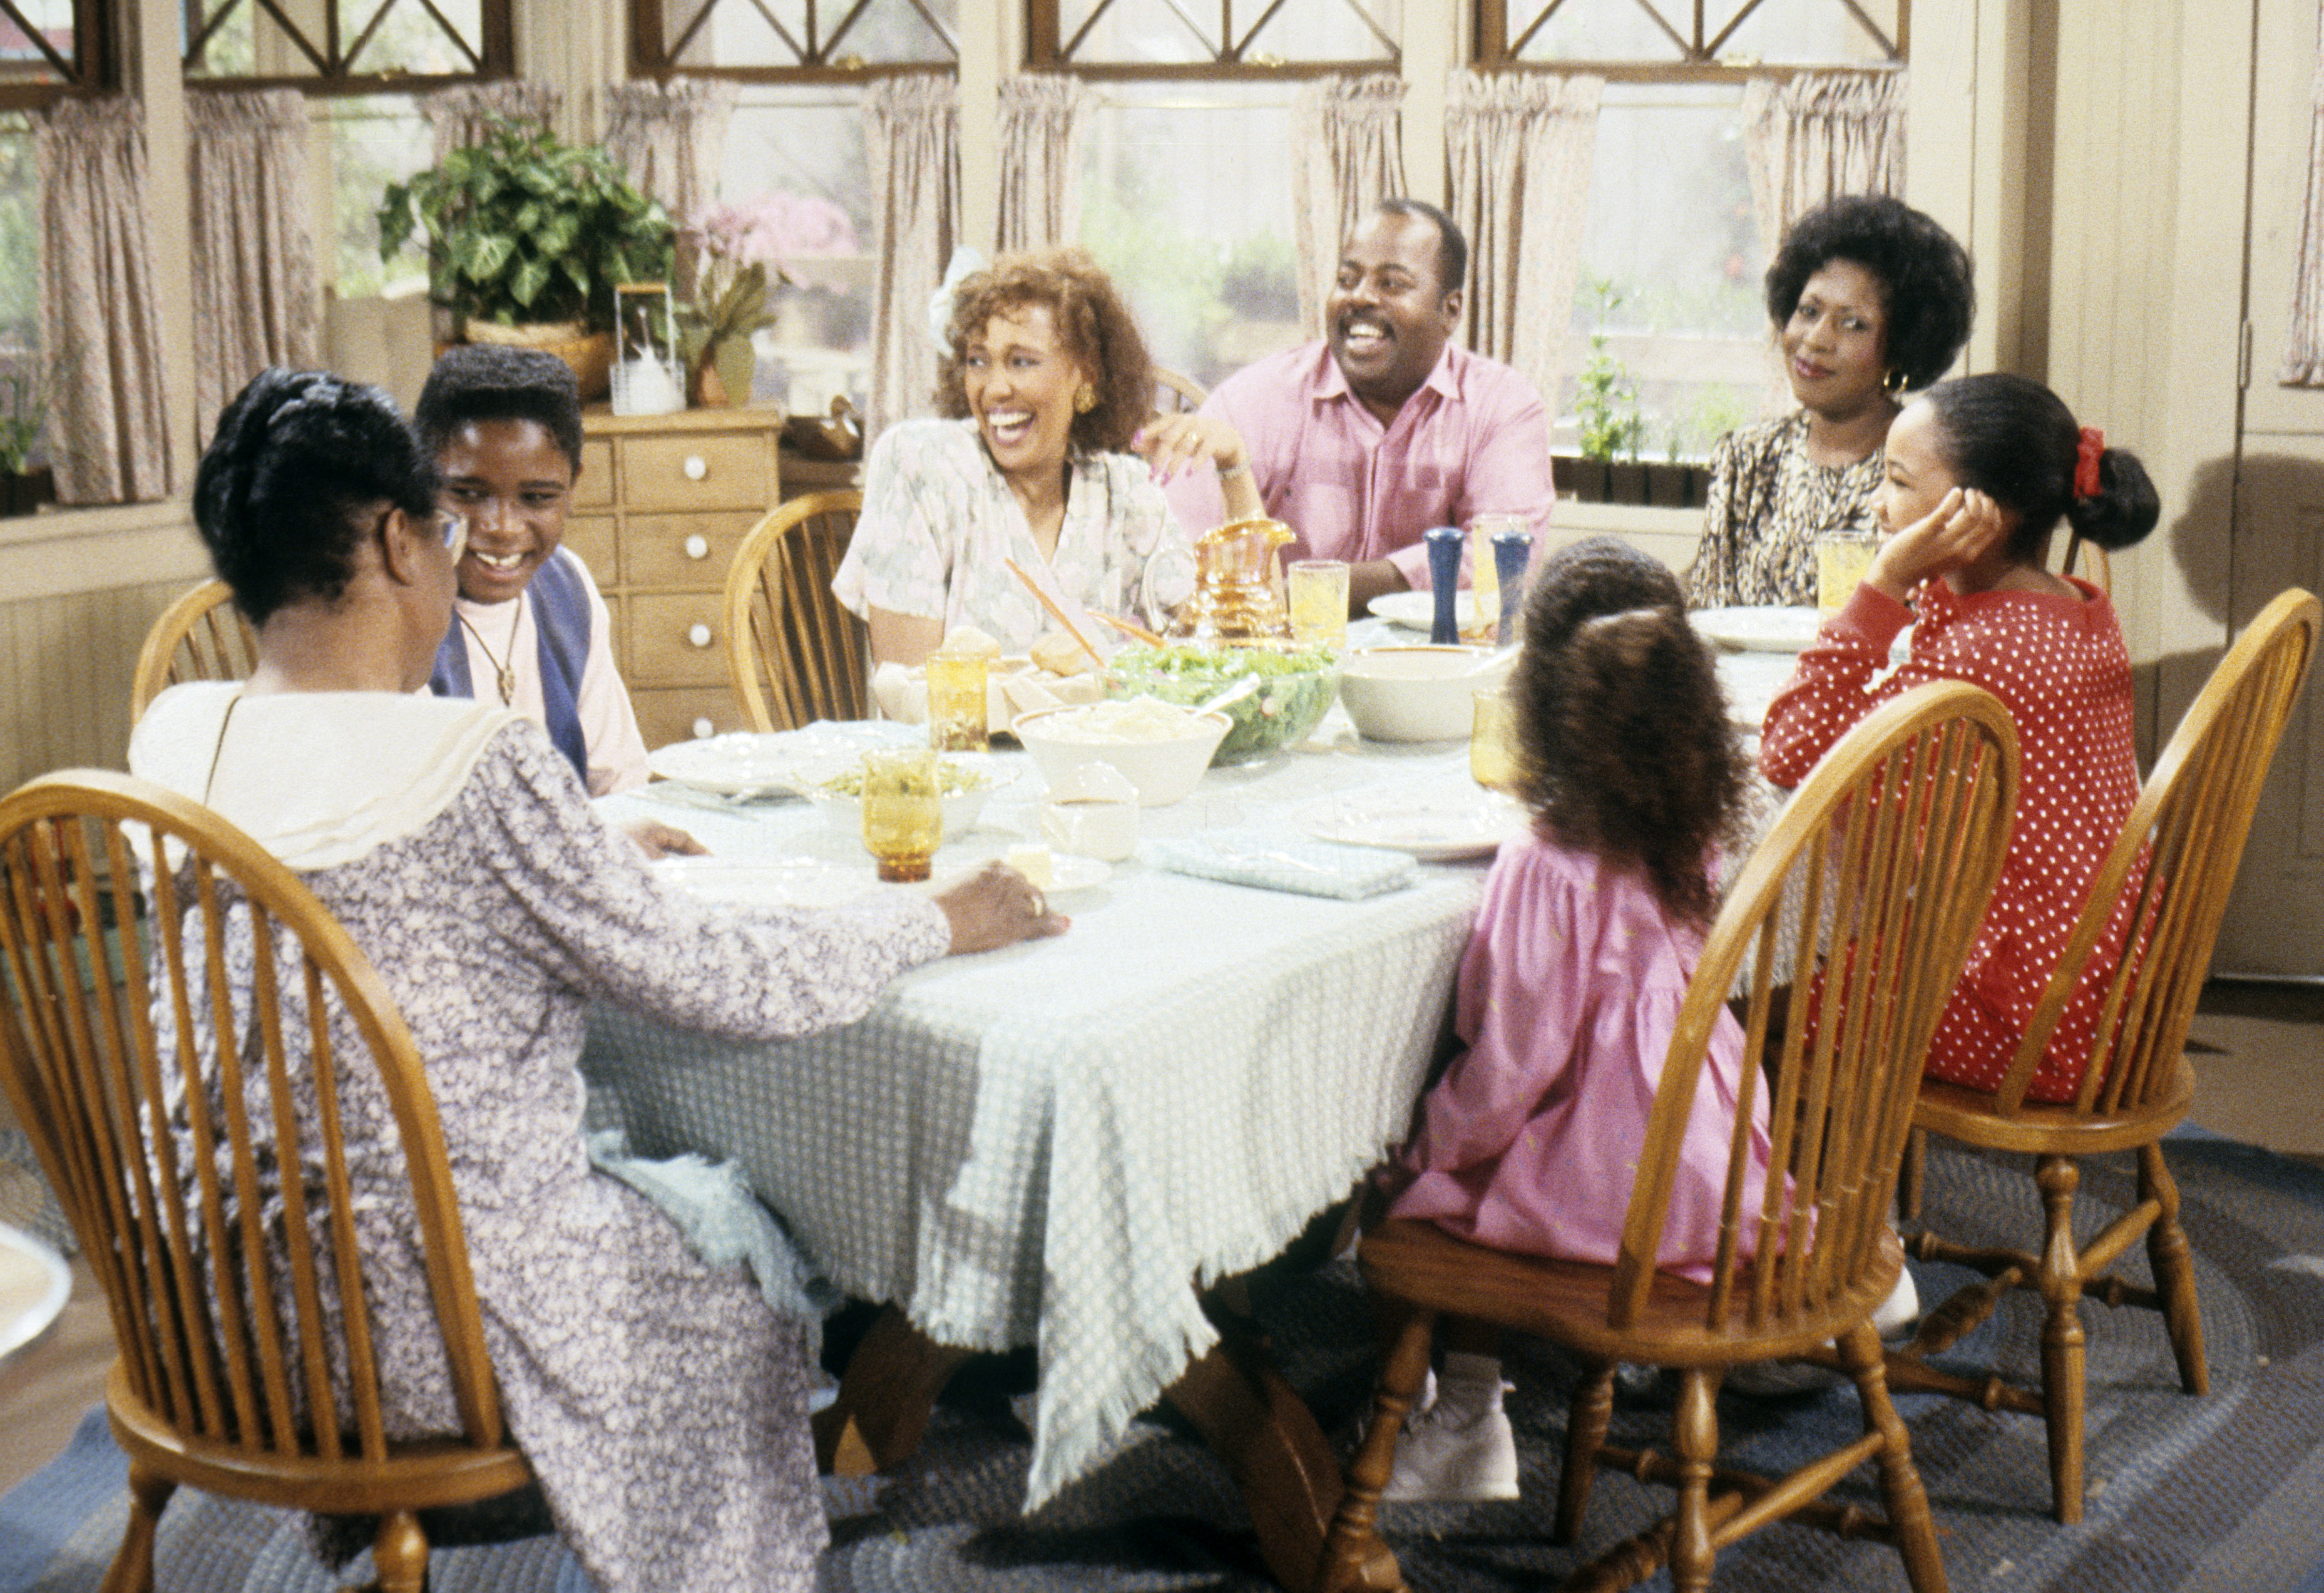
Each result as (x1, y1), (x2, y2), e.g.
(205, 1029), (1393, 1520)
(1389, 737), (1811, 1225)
(1105, 643), (1339, 765)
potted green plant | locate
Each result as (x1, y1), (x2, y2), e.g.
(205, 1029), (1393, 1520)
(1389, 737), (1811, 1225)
(377, 114), (675, 401)
(678, 258), (780, 408)
(0, 367), (50, 518)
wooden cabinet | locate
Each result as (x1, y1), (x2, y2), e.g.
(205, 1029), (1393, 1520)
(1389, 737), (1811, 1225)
(577, 409), (782, 747)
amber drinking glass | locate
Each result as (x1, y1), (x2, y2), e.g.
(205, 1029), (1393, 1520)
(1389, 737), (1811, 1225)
(1815, 528), (1881, 613)
(860, 748), (944, 882)
(1287, 559), (1351, 650)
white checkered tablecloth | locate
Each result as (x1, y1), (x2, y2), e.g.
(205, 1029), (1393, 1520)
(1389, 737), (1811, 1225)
(585, 717), (1489, 1507)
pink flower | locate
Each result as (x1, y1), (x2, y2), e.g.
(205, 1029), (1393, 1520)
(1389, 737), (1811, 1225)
(688, 193), (860, 272)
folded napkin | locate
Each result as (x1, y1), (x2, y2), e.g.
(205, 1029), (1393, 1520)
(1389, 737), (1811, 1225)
(1146, 827), (1415, 899)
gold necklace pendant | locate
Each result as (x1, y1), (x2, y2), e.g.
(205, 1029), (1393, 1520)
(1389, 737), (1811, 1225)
(495, 662), (516, 704)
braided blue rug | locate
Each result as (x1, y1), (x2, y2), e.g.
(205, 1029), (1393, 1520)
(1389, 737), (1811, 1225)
(8, 1135), (2324, 1591)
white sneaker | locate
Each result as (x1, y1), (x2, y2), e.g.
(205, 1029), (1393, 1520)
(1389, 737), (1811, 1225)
(1381, 1373), (1520, 1503)
(1872, 1265), (1921, 1341)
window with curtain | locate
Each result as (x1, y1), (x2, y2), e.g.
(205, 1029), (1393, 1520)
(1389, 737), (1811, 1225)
(1031, 0), (1393, 392)
(181, 0), (515, 297)
(0, 0), (112, 107)
(629, 1), (960, 417)
(0, 107), (39, 471)
(1485, 0), (1905, 459)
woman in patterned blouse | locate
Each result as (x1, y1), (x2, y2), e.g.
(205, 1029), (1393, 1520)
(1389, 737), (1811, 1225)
(1686, 195), (1975, 610)
(1759, 373), (2159, 1102)
(834, 248), (1262, 665)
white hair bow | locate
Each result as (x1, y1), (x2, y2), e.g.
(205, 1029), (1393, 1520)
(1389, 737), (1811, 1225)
(927, 247), (990, 348)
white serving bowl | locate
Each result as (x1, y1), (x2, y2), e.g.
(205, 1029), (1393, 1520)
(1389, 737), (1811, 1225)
(801, 765), (998, 840)
(1337, 645), (1519, 742)
(1012, 703), (1232, 807)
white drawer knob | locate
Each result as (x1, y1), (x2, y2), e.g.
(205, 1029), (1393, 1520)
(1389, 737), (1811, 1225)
(684, 533), (710, 559)
(692, 718), (715, 739)
(683, 454), (709, 480)
(688, 622), (714, 648)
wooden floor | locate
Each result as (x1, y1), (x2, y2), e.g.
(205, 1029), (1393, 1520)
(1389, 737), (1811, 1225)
(3, 980), (2321, 1500)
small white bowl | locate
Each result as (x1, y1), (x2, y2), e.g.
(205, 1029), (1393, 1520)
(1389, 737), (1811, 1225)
(1013, 704), (1232, 807)
(1337, 645), (1519, 742)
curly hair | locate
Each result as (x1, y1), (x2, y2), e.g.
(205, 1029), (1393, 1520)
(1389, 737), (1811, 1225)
(195, 368), (439, 627)
(413, 344), (584, 474)
(1510, 538), (1750, 927)
(1918, 373), (2161, 560)
(1764, 195), (1975, 392)
(935, 249), (1156, 456)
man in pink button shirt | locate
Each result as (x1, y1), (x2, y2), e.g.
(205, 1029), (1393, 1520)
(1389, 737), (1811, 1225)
(1162, 200), (1555, 613)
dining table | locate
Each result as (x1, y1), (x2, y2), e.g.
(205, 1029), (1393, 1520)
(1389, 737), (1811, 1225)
(579, 619), (1806, 1592)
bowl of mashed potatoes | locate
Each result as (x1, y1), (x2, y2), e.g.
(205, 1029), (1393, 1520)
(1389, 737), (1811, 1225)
(1012, 698), (1232, 807)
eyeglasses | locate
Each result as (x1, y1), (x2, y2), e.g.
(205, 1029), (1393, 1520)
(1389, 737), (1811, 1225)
(438, 511), (468, 563)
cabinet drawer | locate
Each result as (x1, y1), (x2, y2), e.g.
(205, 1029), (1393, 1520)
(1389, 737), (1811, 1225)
(633, 687), (750, 752)
(619, 431), (776, 512)
(624, 510), (761, 590)
(628, 592), (729, 685)
(563, 515), (618, 588)
(573, 439), (616, 508)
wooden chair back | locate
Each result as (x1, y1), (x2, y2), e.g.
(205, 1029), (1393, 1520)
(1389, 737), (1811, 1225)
(131, 581), (259, 722)
(1615, 680), (2020, 1341)
(2061, 533), (2112, 596)
(1989, 586), (2319, 1117)
(1154, 367), (1207, 416)
(724, 491), (871, 731)
(0, 771), (527, 1551)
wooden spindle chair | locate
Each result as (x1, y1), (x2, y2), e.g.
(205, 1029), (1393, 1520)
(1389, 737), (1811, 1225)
(1319, 680), (2022, 1593)
(1154, 367), (1207, 417)
(2061, 532), (2112, 597)
(0, 770), (533, 1593)
(131, 581), (260, 722)
(724, 491), (871, 731)
(1889, 586), (2320, 1523)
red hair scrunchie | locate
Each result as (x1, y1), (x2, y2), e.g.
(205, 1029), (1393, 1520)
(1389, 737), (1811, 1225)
(2076, 426), (2106, 499)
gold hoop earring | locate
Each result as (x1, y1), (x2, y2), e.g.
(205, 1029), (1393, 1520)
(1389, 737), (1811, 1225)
(1073, 385), (1096, 414)
(1883, 368), (1908, 395)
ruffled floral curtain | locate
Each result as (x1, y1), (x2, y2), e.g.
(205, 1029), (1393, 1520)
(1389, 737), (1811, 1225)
(998, 75), (1091, 254)
(2281, 17), (2324, 384)
(605, 78), (737, 235)
(864, 74), (960, 441)
(420, 80), (563, 159)
(36, 95), (174, 503)
(188, 90), (320, 448)
(1446, 70), (1602, 419)
(1293, 74), (1408, 336)
(1742, 70), (1907, 256)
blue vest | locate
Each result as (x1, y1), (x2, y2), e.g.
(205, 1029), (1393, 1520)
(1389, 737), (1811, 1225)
(429, 550), (593, 786)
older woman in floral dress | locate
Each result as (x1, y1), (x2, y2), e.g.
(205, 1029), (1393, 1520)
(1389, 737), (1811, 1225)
(130, 368), (1065, 1593)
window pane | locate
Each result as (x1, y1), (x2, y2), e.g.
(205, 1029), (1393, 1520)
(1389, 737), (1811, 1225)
(346, 0), (484, 75)
(716, 86), (875, 414)
(320, 94), (433, 295)
(1078, 83), (1304, 390)
(0, 111), (43, 468)
(0, 0), (77, 85)
(1560, 82), (1772, 461)
(1241, 0), (1396, 62)
(1510, 0), (1689, 63)
(1716, 0), (1897, 62)
(671, 0), (956, 68)
(1057, 0), (1218, 66)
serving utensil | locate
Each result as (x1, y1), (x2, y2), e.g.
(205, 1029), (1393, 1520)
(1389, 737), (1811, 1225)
(1194, 672), (1264, 717)
(1088, 610), (1167, 647)
(1004, 557), (1107, 668)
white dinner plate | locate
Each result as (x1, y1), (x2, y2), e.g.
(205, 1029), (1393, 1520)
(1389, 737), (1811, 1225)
(1289, 784), (1528, 862)
(1690, 605), (1825, 653)
(1047, 854), (1111, 894)
(647, 724), (907, 799)
(1366, 590), (1452, 632)
(650, 857), (874, 909)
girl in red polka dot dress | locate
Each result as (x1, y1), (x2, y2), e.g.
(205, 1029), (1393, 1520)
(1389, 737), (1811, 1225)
(1759, 372), (2161, 1102)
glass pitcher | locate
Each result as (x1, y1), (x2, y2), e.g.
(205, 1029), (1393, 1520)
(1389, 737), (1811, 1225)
(1140, 518), (1296, 643)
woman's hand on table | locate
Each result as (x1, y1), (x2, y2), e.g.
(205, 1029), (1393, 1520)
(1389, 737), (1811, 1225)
(1865, 487), (2009, 601)
(623, 819), (707, 859)
(930, 859), (1071, 953)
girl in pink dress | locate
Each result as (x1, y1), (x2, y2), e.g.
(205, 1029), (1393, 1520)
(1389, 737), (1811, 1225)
(1381, 537), (1765, 1502)
(1760, 374), (2161, 1103)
